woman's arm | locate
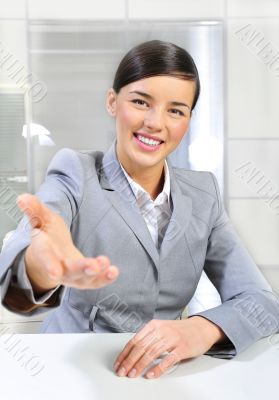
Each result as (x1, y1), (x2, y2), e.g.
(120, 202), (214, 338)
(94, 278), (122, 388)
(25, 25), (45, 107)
(191, 173), (279, 355)
(20, 193), (118, 294)
(0, 148), (119, 314)
(112, 172), (279, 379)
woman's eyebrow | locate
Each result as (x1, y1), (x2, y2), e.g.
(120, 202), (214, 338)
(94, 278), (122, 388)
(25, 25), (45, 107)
(128, 90), (191, 110)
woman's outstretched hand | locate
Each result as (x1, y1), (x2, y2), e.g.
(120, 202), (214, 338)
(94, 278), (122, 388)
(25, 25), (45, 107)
(113, 316), (227, 379)
(17, 193), (119, 294)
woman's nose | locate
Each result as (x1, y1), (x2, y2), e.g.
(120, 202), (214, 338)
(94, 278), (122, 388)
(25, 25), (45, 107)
(144, 108), (164, 131)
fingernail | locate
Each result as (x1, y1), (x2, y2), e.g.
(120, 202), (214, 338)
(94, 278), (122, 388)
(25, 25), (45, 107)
(113, 361), (120, 370)
(107, 270), (116, 279)
(117, 366), (126, 377)
(146, 371), (155, 379)
(128, 368), (137, 378)
(97, 260), (106, 270)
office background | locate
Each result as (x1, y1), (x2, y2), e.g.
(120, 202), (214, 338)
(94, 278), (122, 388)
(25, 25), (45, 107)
(0, 0), (279, 333)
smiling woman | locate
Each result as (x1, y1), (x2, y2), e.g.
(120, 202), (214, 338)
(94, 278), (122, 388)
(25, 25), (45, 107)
(107, 75), (196, 199)
(106, 40), (199, 199)
(0, 40), (278, 380)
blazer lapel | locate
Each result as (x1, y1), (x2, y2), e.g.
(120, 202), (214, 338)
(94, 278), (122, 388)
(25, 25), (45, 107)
(98, 139), (160, 269)
(159, 160), (193, 260)
(97, 139), (193, 269)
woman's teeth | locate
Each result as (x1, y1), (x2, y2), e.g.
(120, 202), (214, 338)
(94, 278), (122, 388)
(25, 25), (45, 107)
(135, 134), (162, 146)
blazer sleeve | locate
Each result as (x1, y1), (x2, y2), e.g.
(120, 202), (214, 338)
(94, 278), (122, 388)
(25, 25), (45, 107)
(0, 148), (84, 316)
(190, 172), (279, 358)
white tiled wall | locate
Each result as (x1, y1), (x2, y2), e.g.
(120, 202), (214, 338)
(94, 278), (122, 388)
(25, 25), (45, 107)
(228, 140), (279, 198)
(0, 0), (26, 19)
(128, 0), (225, 19)
(0, 21), (27, 85)
(227, 19), (279, 139)
(229, 199), (279, 292)
(226, 0), (279, 294)
(227, 0), (279, 18)
(260, 266), (279, 294)
(27, 0), (126, 20)
(229, 200), (279, 266)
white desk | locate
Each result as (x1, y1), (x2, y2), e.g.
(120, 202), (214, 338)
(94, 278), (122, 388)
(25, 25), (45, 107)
(0, 333), (278, 400)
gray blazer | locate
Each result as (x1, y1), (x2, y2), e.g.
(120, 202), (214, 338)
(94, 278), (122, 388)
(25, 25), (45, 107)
(0, 139), (278, 358)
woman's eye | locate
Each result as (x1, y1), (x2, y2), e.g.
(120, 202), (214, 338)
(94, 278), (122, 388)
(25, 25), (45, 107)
(170, 109), (184, 116)
(131, 99), (148, 107)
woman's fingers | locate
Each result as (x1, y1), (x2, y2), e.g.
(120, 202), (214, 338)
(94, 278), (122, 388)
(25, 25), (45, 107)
(145, 351), (180, 379)
(90, 255), (119, 282)
(63, 258), (98, 281)
(62, 256), (119, 288)
(85, 264), (119, 288)
(114, 329), (161, 376)
(17, 193), (52, 230)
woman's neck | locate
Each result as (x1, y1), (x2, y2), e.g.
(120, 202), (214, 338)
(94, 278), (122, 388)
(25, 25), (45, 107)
(121, 161), (165, 201)
(134, 168), (165, 200)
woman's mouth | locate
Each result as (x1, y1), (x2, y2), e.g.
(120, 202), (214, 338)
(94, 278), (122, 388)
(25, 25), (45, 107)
(133, 132), (164, 152)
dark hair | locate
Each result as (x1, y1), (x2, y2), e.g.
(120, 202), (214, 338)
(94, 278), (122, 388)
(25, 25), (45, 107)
(113, 39), (200, 111)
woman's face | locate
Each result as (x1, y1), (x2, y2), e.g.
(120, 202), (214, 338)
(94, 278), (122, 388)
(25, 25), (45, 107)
(106, 75), (196, 172)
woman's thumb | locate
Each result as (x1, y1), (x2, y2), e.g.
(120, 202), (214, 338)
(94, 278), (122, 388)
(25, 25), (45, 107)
(17, 193), (50, 230)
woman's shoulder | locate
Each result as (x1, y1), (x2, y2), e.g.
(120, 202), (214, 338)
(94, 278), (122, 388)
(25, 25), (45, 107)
(172, 167), (219, 199)
(46, 147), (104, 174)
(43, 147), (105, 192)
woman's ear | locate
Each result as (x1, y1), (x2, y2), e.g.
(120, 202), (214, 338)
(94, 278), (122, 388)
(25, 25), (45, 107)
(106, 88), (117, 117)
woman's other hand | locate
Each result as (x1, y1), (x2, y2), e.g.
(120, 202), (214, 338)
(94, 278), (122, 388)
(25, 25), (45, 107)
(113, 316), (227, 379)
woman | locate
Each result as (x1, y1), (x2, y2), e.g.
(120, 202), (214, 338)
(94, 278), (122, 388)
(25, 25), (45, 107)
(0, 40), (278, 380)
